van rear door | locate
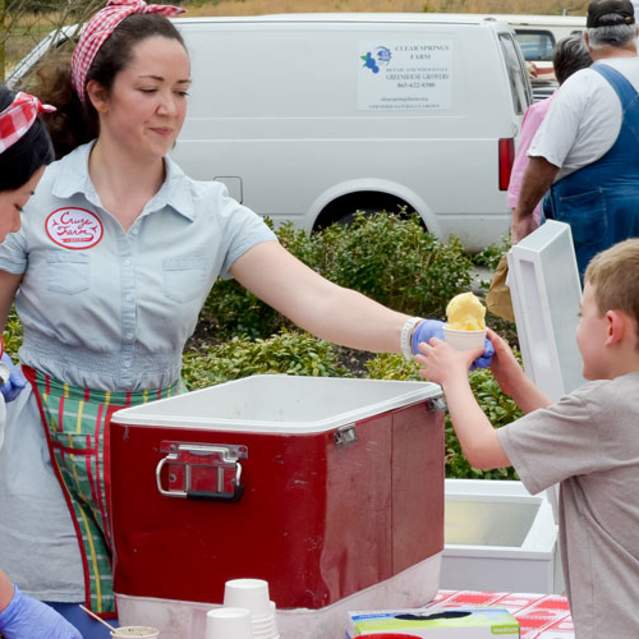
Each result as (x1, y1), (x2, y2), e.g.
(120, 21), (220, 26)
(498, 31), (532, 114)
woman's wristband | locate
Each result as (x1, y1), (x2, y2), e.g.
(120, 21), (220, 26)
(400, 317), (423, 361)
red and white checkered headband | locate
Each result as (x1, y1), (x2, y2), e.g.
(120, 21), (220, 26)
(0, 91), (56, 155)
(71, 0), (186, 104)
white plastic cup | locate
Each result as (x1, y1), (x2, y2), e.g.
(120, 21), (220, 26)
(206, 607), (253, 639)
(224, 579), (272, 617)
(110, 628), (160, 638)
(443, 325), (487, 352)
(251, 617), (278, 638)
(250, 599), (279, 639)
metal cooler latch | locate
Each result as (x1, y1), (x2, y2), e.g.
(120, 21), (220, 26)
(156, 442), (248, 501)
(427, 396), (447, 412)
(335, 424), (357, 446)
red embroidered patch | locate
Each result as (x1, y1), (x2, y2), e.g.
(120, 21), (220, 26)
(45, 207), (104, 250)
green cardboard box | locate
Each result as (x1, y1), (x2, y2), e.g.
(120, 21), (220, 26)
(348, 606), (520, 637)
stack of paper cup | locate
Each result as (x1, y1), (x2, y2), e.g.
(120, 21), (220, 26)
(206, 607), (254, 639)
(224, 579), (279, 639)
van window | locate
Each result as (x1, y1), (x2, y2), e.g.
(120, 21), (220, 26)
(499, 33), (531, 115)
(514, 29), (556, 62)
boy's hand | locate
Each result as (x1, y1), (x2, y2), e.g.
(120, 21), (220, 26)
(415, 338), (484, 386)
(487, 328), (525, 396)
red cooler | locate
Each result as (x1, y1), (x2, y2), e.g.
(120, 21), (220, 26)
(109, 375), (445, 639)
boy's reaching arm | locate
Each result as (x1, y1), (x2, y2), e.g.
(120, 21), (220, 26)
(416, 338), (511, 470)
(443, 370), (512, 470)
(487, 328), (552, 413)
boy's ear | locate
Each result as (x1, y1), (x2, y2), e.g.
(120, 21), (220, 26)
(605, 310), (629, 347)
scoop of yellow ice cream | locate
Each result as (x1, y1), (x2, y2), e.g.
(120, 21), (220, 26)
(446, 292), (486, 331)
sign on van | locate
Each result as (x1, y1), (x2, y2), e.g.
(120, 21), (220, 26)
(357, 40), (452, 111)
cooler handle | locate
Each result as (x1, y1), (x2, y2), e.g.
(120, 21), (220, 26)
(155, 442), (247, 502)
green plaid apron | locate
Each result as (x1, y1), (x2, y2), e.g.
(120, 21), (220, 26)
(24, 366), (179, 617)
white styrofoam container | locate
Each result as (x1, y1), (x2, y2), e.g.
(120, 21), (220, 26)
(441, 479), (561, 594)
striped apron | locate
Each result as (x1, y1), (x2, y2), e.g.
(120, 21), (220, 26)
(23, 366), (180, 617)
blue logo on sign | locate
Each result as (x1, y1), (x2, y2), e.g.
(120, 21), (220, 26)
(361, 46), (392, 74)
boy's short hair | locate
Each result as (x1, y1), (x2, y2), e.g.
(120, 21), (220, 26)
(585, 239), (639, 332)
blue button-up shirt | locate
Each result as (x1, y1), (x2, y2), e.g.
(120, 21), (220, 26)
(0, 142), (276, 390)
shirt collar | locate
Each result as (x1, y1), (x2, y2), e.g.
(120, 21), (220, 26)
(51, 141), (196, 222)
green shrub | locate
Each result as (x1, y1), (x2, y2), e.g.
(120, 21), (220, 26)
(472, 235), (510, 271)
(4, 309), (22, 358)
(315, 212), (473, 318)
(200, 279), (282, 340)
(199, 218), (319, 339)
(182, 330), (349, 390)
(366, 353), (520, 480)
(199, 212), (474, 340)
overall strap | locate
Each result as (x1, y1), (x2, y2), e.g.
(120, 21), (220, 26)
(591, 62), (639, 112)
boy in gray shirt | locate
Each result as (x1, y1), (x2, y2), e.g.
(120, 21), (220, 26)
(416, 239), (639, 639)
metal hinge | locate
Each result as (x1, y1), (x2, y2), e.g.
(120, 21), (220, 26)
(335, 424), (358, 446)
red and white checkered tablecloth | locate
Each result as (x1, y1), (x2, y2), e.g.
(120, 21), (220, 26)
(425, 591), (574, 638)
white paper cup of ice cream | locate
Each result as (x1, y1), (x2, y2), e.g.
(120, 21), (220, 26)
(443, 325), (486, 352)
(111, 627), (160, 638)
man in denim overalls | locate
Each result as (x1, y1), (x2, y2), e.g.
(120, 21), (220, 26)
(512, 0), (639, 280)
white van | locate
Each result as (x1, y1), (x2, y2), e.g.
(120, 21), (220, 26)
(9, 13), (531, 250)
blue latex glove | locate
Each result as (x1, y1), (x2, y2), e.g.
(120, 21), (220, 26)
(0, 353), (26, 402)
(411, 319), (494, 369)
(0, 585), (81, 639)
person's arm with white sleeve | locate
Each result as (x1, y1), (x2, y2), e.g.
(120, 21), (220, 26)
(0, 570), (81, 639)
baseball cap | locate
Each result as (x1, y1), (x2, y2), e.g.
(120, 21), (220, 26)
(587, 0), (635, 28)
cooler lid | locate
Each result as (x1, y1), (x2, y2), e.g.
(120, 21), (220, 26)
(507, 220), (584, 401)
(507, 220), (583, 526)
(111, 375), (442, 434)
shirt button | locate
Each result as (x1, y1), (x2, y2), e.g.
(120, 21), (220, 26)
(126, 294), (134, 303)
(126, 333), (135, 341)
(124, 361), (132, 368)
(124, 259), (132, 267)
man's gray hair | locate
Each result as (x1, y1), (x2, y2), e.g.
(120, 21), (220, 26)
(587, 18), (638, 48)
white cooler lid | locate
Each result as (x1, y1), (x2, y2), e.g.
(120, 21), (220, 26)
(508, 220), (583, 526)
(111, 375), (442, 434)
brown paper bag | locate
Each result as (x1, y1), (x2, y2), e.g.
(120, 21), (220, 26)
(486, 254), (515, 322)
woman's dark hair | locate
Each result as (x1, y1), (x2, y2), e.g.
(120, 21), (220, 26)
(0, 85), (55, 192)
(553, 35), (593, 85)
(29, 13), (186, 159)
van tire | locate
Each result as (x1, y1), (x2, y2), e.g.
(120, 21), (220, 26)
(313, 192), (422, 232)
